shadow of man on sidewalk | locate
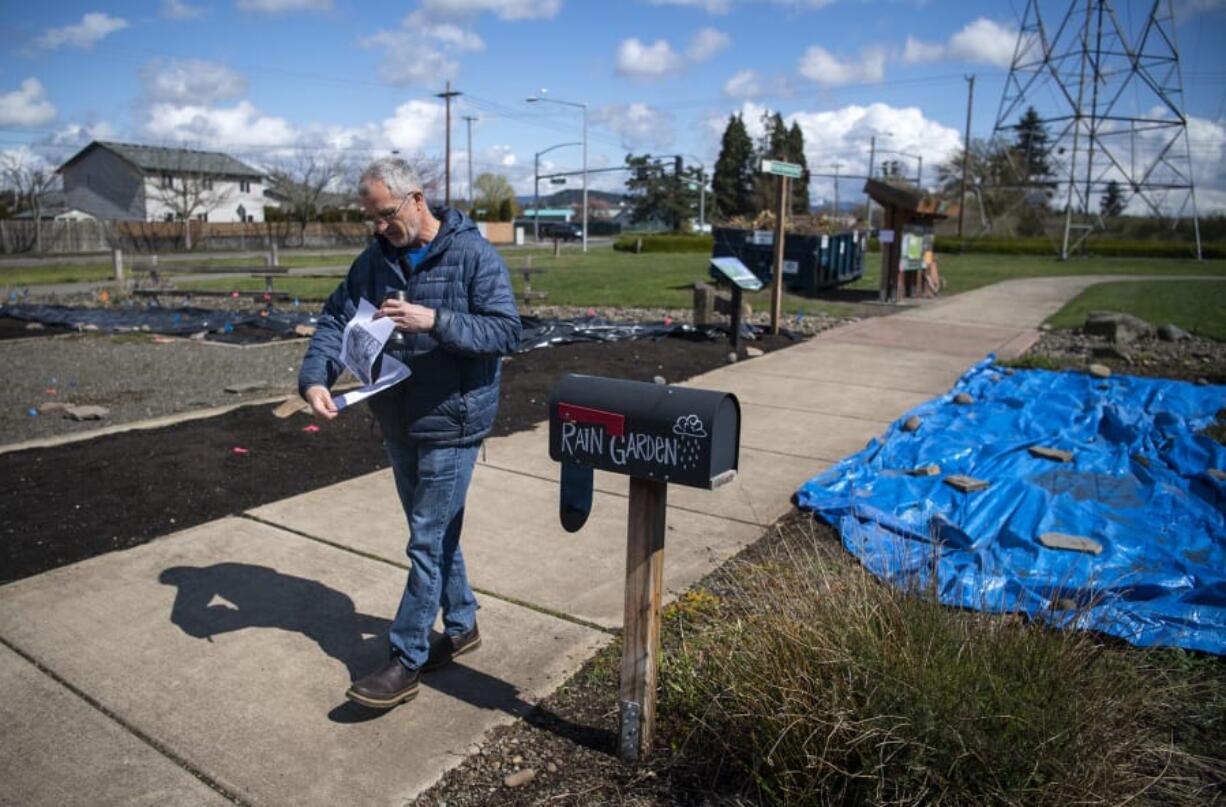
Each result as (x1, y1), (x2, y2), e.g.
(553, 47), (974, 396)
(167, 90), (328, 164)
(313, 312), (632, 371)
(158, 562), (614, 754)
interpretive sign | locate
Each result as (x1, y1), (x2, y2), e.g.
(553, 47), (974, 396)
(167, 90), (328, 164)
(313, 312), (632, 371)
(709, 256), (763, 291)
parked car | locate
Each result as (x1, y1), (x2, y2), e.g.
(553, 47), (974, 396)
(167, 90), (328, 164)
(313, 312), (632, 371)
(539, 222), (582, 241)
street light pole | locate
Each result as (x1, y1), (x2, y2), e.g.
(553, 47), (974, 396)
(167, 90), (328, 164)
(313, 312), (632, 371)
(865, 134), (877, 227)
(533, 140), (582, 242)
(528, 95), (588, 252)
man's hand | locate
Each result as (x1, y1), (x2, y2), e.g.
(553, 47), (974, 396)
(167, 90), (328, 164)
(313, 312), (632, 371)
(375, 298), (436, 333)
(303, 385), (339, 420)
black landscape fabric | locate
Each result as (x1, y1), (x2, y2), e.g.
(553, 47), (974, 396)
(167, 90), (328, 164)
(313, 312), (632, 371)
(1, 304), (783, 347)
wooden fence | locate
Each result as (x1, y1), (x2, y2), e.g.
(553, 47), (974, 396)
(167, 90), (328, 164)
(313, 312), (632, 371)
(0, 217), (520, 255)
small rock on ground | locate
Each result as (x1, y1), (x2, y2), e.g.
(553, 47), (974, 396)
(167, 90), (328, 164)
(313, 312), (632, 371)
(63, 404), (109, 421)
(504, 769), (536, 788)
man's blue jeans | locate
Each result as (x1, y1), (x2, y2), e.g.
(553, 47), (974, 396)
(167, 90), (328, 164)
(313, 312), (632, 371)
(384, 438), (480, 670)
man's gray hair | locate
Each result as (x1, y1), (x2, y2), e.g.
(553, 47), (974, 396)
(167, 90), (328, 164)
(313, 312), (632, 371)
(359, 157), (424, 200)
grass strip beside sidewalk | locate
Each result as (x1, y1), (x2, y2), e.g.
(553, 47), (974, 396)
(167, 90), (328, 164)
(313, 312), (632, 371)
(1045, 279), (1226, 341)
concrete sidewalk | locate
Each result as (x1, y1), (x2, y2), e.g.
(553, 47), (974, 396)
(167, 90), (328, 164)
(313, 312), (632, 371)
(0, 277), (1081, 806)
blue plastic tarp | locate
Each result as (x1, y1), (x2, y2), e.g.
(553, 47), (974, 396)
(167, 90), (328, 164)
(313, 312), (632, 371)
(795, 356), (1226, 655)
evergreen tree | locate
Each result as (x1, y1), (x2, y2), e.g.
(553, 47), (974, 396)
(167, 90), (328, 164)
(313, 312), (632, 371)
(1100, 180), (1125, 218)
(786, 121), (810, 214)
(1014, 106), (1052, 184)
(624, 153), (702, 232)
(754, 112), (791, 211)
(712, 114), (755, 220)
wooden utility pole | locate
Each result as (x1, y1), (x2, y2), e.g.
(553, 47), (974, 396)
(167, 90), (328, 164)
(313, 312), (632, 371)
(435, 82), (462, 207)
(958, 74), (975, 251)
(462, 115), (477, 210)
(770, 175), (788, 335)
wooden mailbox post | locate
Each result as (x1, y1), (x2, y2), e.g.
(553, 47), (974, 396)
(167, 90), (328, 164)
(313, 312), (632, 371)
(548, 375), (741, 761)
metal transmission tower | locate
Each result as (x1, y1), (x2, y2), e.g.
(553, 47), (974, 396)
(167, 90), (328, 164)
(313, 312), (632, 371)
(992, 0), (1202, 259)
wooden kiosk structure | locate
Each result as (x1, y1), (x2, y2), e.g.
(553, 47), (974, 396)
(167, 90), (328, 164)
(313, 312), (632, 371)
(863, 178), (956, 302)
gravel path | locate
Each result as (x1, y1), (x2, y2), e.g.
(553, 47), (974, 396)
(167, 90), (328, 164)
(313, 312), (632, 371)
(2, 333), (308, 444)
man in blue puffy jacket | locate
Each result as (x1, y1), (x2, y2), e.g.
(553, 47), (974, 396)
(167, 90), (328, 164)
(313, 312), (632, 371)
(298, 157), (521, 709)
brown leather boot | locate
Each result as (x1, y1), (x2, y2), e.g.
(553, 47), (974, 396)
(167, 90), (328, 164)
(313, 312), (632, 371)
(422, 625), (482, 672)
(346, 659), (420, 709)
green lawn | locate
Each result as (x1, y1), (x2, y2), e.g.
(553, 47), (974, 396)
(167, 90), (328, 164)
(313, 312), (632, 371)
(176, 248), (864, 317)
(1045, 279), (1226, 341)
(844, 251), (1226, 295)
(10, 245), (1226, 325)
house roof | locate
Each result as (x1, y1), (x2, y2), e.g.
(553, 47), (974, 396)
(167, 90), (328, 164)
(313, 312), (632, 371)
(60, 141), (264, 179)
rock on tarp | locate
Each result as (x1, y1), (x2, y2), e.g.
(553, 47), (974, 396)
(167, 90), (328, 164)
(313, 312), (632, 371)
(795, 356), (1226, 655)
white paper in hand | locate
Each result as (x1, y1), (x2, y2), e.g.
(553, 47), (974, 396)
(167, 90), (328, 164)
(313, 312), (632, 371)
(335, 298), (411, 410)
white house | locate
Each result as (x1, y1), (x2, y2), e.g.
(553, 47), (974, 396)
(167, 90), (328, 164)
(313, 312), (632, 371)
(59, 141), (267, 223)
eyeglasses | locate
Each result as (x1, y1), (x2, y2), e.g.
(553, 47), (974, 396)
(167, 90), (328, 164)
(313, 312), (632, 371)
(370, 192), (415, 226)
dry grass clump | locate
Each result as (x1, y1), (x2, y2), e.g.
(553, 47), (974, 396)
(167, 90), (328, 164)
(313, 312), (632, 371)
(659, 515), (1225, 806)
(720, 212), (847, 235)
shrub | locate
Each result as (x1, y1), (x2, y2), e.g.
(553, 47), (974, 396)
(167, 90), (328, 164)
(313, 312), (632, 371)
(930, 236), (1225, 259)
(613, 233), (714, 253)
(660, 516), (1224, 805)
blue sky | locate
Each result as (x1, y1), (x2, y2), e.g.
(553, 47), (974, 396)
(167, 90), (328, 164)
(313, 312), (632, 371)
(2, 0), (1225, 210)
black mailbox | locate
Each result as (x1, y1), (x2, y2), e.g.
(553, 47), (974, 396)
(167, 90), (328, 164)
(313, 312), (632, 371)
(549, 374), (740, 489)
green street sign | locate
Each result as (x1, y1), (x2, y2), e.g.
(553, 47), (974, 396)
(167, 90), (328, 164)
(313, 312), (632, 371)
(760, 159), (803, 179)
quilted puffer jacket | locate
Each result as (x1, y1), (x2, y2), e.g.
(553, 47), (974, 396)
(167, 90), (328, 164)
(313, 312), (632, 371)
(298, 207), (521, 446)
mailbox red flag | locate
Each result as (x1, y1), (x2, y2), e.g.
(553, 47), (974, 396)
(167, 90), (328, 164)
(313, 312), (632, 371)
(557, 403), (626, 437)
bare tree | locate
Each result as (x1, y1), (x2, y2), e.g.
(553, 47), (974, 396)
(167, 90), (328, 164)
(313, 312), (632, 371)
(267, 152), (353, 246)
(399, 152), (443, 200)
(2, 153), (58, 254)
(146, 161), (234, 250)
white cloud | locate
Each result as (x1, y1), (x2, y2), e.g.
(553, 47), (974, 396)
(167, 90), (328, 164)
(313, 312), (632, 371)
(144, 100), (298, 148)
(237, 0), (331, 13)
(724, 69), (763, 99)
(787, 102), (963, 197)
(592, 103), (676, 150)
(36, 12), (129, 50)
(947, 18), (1018, 67)
(617, 38), (685, 79)
(419, 0), (562, 19)
(0, 145), (53, 175)
(647, 0), (732, 13)
(140, 60), (248, 104)
(702, 101), (773, 149)
(1177, 0), (1225, 16)
(49, 120), (118, 146)
(0, 79), (56, 128)
(363, 31), (460, 86)
(721, 69), (793, 99)
(797, 46), (885, 87)
(902, 36), (944, 64)
(382, 100), (446, 153)
(687, 27), (730, 61)
(364, 14), (484, 87)
(423, 22), (485, 51)
(906, 18), (1019, 67)
(161, 0), (205, 19)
